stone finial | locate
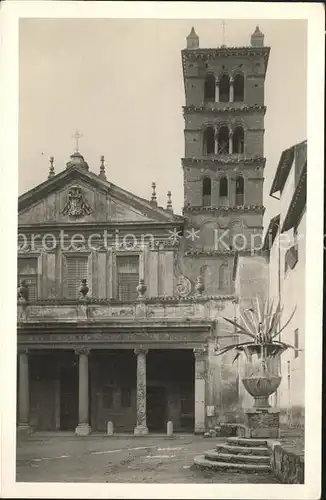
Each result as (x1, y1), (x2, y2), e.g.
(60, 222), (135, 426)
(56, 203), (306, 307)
(150, 182), (157, 206)
(17, 279), (28, 302)
(136, 278), (147, 299)
(48, 156), (55, 179)
(66, 151), (89, 171)
(79, 278), (89, 298)
(167, 191), (173, 212)
(251, 25), (264, 47)
(99, 155), (107, 180)
(187, 26), (199, 49)
(195, 275), (205, 296)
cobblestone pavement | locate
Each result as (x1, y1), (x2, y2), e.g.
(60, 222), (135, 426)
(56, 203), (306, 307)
(16, 434), (280, 483)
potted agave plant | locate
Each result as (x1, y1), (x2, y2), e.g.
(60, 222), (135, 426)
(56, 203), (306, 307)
(216, 297), (297, 409)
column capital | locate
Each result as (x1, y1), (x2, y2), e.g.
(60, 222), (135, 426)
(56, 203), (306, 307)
(193, 346), (208, 358)
(75, 346), (91, 356)
(134, 347), (148, 356)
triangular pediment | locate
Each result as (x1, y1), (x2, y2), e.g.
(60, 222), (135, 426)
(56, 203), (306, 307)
(18, 165), (182, 226)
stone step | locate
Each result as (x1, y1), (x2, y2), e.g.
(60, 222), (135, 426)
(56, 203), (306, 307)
(216, 443), (270, 456)
(194, 455), (271, 473)
(204, 449), (270, 464)
(226, 437), (269, 447)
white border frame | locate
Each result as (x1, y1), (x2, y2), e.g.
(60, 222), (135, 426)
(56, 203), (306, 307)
(0, 2), (324, 499)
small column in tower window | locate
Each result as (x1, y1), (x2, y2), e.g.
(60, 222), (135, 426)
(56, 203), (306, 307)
(215, 78), (220, 103)
(229, 77), (234, 102)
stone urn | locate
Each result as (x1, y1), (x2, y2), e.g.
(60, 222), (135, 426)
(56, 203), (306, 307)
(80, 278), (89, 298)
(238, 343), (284, 409)
(136, 279), (147, 298)
(17, 279), (29, 301)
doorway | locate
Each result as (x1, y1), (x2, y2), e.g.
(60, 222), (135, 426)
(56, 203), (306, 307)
(147, 386), (167, 432)
(60, 365), (78, 430)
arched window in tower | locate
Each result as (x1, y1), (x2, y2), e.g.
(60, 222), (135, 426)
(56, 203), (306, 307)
(203, 127), (215, 155)
(219, 176), (228, 206)
(219, 74), (230, 102)
(217, 126), (229, 154)
(232, 126), (244, 154)
(235, 175), (244, 205)
(233, 74), (245, 102)
(202, 177), (212, 207)
(218, 263), (229, 291)
(204, 74), (216, 101)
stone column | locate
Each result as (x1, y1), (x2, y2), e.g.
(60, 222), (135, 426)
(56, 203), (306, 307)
(194, 347), (207, 434)
(229, 130), (233, 154)
(134, 347), (149, 435)
(18, 348), (31, 434)
(215, 79), (219, 103)
(214, 129), (218, 155)
(229, 78), (234, 102)
(75, 347), (91, 436)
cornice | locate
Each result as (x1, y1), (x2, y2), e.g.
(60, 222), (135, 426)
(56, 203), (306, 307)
(182, 156), (266, 167)
(281, 165), (307, 233)
(184, 249), (255, 257)
(183, 205), (265, 215)
(182, 47), (270, 60)
(18, 294), (236, 307)
(183, 104), (266, 115)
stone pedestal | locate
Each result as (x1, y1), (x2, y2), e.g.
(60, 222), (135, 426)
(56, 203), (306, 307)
(194, 347), (207, 434)
(245, 408), (280, 439)
(134, 348), (149, 435)
(18, 349), (32, 434)
(75, 347), (92, 436)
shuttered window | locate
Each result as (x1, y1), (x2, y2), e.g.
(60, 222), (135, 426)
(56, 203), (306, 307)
(18, 258), (38, 300)
(116, 255), (139, 301)
(64, 256), (89, 299)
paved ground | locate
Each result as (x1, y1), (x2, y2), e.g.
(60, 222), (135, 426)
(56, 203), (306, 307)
(16, 433), (280, 483)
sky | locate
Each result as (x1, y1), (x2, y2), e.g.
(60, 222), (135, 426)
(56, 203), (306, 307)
(19, 18), (307, 226)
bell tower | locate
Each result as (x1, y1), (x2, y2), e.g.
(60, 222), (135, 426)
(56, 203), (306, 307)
(181, 26), (270, 294)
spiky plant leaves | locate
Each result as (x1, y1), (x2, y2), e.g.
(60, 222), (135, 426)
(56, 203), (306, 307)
(271, 306), (297, 339)
(232, 352), (241, 364)
(222, 317), (256, 340)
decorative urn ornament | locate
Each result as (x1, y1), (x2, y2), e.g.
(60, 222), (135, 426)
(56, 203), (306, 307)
(79, 278), (89, 298)
(194, 275), (205, 295)
(136, 279), (147, 298)
(215, 297), (297, 409)
(17, 279), (29, 301)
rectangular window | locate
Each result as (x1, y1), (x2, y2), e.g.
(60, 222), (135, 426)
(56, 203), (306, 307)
(17, 257), (38, 300)
(180, 398), (193, 415)
(121, 387), (131, 408)
(102, 387), (114, 409)
(64, 256), (88, 299)
(116, 255), (139, 301)
(294, 328), (299, 358)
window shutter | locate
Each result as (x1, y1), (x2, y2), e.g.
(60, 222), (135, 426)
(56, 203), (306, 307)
(116, 256), (139, 301)
(18, 258), (38, 300)
(64, 256), (89, 298)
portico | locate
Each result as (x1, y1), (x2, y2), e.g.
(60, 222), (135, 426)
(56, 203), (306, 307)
(17, 313), (212, 435)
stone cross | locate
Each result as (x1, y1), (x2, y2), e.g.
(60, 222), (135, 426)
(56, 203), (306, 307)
(72, 129), (83, 152)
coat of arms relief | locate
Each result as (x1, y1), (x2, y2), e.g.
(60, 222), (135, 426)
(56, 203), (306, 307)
(61, 186), (93, 217)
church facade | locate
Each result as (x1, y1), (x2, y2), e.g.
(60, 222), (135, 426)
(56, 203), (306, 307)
(17, 26), (269, 435)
